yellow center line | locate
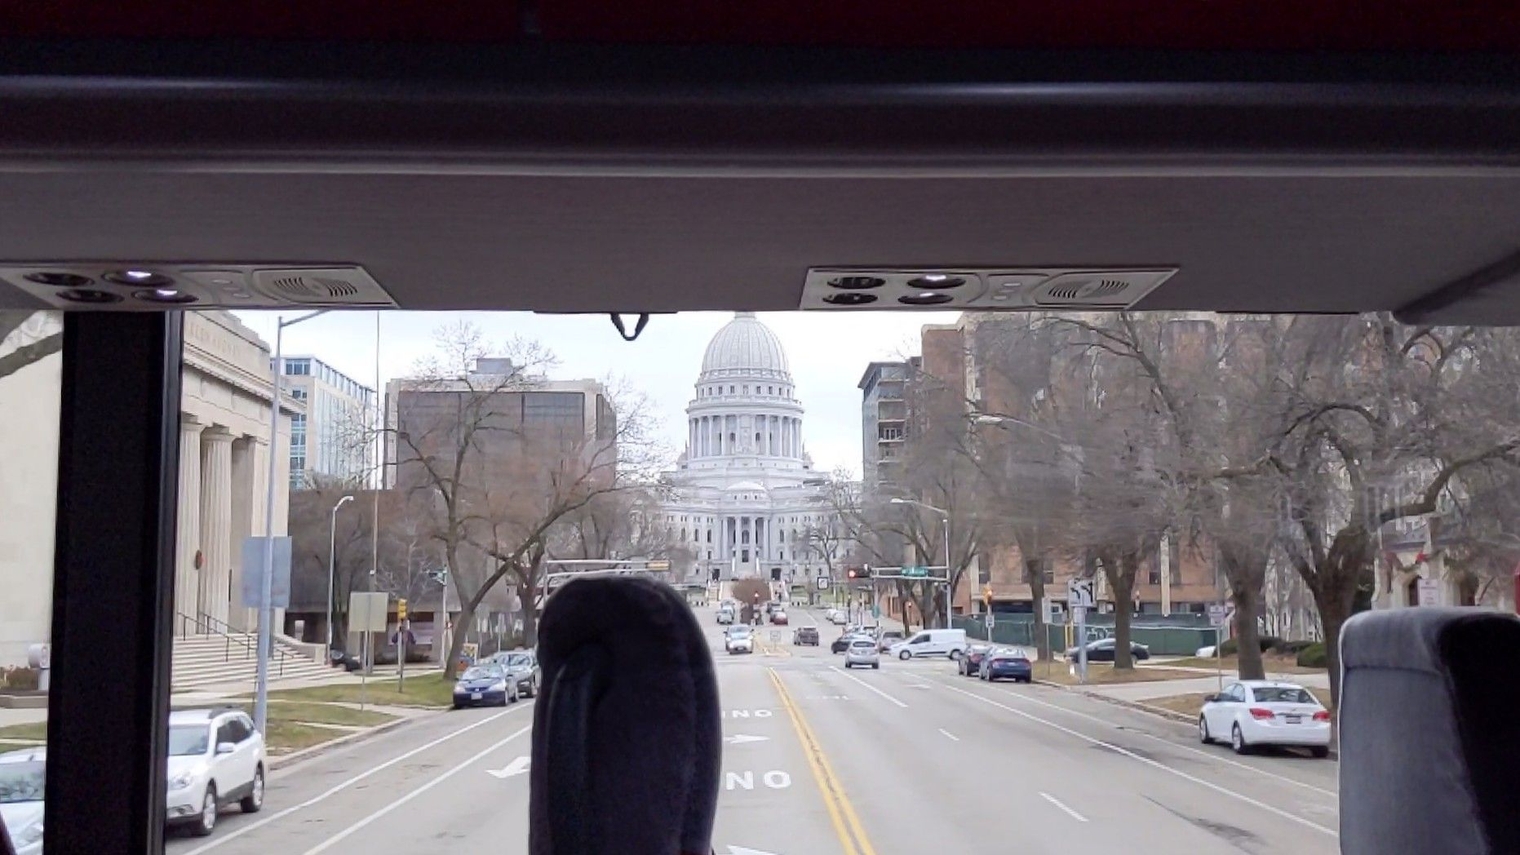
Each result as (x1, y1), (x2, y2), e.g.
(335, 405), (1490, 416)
(767, 667), (878, 855)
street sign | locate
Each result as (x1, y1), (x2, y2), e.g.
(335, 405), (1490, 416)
(817, 575), (831, 591)
(348, 591), (389, 633)
(1417, 576), (1441, 606)
(239, 536), (292, 609)
(984, 612), (995, 630)
(646, 560), (670, 571)
(904, 566), (929, 578)
(1067, 578), (1095, 610)
(1044, 597), (1062, 624)
(1207, 603), (1228, 627)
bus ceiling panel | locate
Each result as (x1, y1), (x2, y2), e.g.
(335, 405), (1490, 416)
(3, 172), (1520, 318)
(3, 2), (1520, 51)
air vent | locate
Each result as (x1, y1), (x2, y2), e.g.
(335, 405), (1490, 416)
(1034, 271), (1174, 308)
(251, 268), (390, 306)
(801, 267), (1177, 311)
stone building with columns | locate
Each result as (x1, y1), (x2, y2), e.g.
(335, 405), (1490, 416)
(0, 310), (297, 667)
(174, 311), (299, 635)
(659, 313), (840, 585)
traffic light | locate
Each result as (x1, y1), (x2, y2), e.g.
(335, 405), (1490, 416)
(847, 568), (857, 579)
(397, 598), (408, 621)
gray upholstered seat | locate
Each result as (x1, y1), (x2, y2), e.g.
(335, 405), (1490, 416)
(1340, 607), (1520, 855)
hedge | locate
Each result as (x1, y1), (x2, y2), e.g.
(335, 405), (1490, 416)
(1296, 642), (1328, 668)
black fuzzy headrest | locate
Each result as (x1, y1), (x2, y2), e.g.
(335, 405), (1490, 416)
(529, 576), (721, 855)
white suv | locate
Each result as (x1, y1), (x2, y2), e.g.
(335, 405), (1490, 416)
(166, 707), (266, 836)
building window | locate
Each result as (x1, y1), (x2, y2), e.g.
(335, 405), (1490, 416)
(524, 391), (585, 425)
(742, 550), (750, 562)
(779, 550), (785, 560)
(707, 531), (712, 542)
(729, 386), (735, 393)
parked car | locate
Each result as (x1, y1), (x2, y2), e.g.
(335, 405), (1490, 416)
(0, 747), (46, 855)
(843, 637), (881, 669)
(1199, 680), (1331, 757)
(793, 626), (820, 646)
(829, 610), (849, 625)
(888, 629), (969, 661)
(876, 630), (904, 652)
(959, 643), (994, 676)
(771, 609), (789, 625)
(717, 606), (735, 625)
(1065, 638), (1151, 662)
(328, 649), (361, 671)
(452, 663), (519, 709)
(490, 650), (540, 698)
(725, 625), (755, 655)
(165, 707), (266, 837)
(980, 647), (1034, 683)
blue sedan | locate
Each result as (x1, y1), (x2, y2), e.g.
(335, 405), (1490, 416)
(979, 648), (1033, 683)
(452, 664), (518, 708)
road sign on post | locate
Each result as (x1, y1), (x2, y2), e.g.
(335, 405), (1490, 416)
(1067, 578), (1095, 610)
(239, 536), (292, 608)
(817, 575), (831, 591)
(1207, 603), (1228, 627)
(984, 612), (995, 631)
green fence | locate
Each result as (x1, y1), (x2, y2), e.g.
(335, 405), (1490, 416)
(954, 615), (1221, 656)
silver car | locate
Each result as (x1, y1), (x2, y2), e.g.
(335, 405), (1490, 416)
(843, 637), (880, 669)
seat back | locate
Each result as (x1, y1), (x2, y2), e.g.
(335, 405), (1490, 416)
(1339, 607), (1520, 855)
(529, 575), (721, 855)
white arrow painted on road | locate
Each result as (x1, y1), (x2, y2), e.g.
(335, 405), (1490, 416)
(727, 846), (780, 855)
(486, 756), (530, 779)
(723, 734), (770, 745)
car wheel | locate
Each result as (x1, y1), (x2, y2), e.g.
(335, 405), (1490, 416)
(843, 662), (852, 669)
(899, 650), (911, 661)
(240, 765), (265, 813)
(527, 676), (538, 698)
(1310, 746), (1330, 759)
(191, 784), (217, 836)
(949, 649), (963, 661)
(1198, 716), (1211, 744)
(872, 663), (879, 669)
(1231, 724), (1250, 755)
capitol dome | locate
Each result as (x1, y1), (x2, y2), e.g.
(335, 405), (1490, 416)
(700, 312), (791, 380)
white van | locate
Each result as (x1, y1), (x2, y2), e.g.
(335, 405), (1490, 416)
(888, 629), (969, 660)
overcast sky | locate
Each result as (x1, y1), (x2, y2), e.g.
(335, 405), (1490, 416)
(233, 310), (959, 477)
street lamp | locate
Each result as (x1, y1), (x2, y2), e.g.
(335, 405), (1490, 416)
(256, 309), (328, 736)
(326, 494), (355, 653)
(889, 497), (952, 629)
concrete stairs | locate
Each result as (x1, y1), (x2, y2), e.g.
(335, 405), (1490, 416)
(171, 632), (332, 691)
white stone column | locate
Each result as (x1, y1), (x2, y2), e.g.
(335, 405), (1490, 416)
(227, 438), (256, 632)
(175, 417), (205, 631)
(198, 428), (235, 626)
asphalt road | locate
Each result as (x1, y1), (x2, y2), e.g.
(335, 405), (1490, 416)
(169, 604), (1339, 855)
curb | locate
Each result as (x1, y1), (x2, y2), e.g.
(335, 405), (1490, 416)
(1032, 679), (1339, 760)
(267, 714), (418, 771)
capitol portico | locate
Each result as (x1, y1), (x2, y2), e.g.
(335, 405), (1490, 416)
(660, 313), (839, 585)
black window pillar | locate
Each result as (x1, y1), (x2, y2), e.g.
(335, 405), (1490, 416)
(46, 313), (183, 854)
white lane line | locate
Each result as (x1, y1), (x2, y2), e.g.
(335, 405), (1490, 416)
(940, 682), (1336, 837)
(303, 722), (534, 854)
(181, 706), (529, 854)
(829, 666), (909, 708)
(938, 728), (960, 742)
(929, 674), (1337, 799)
(1040, 792), (1089, 822)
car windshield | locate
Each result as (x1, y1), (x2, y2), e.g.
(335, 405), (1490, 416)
(1253, 687), (1316, 704)
(0, 761), (44, 804)
(120, 304), (1492, 854)
(167, 724), (209, 757)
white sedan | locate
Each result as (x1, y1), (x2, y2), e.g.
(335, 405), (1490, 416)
(1199, 680), (1331, 757)
(725, 626), (754, 654)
